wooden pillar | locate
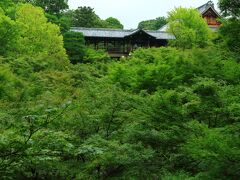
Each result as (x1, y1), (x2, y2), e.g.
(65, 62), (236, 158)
(96, 40), (99, 50)
(104, 39), (106, 50)
(130, 39), (133, 52)
(94, 41), (97, 50)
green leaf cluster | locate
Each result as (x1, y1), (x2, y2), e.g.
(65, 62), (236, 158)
(138, 17), (167, 30)
(167, 7), (211, 49)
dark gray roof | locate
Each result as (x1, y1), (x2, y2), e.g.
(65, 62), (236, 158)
(146, 30), (175, 40)
(197, 1), (220, 17)
(70, 27), (175, 40)
(71, 27), (131, 38)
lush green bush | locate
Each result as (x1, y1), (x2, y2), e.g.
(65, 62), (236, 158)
(138, 16), (167, 30)
(63, 31), (86, 64)
(167, 7), (211, 49)
(83, 48), (111, 63)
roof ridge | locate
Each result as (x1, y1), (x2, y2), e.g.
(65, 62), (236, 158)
(71, 27), (135, 32)
(146, 30), (169, 33)
(197, 1), (214, 10)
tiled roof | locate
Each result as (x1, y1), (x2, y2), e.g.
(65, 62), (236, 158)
(71, 27), (131, 38)
(197, 1), (220, 16)
(146, 30), (175, 40)
(70, 27), (175, 40)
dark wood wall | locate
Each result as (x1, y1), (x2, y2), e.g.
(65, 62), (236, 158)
(203, 9), (221, 26)
(85, 36), (167, 58)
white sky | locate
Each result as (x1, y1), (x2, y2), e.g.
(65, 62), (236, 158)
(68, 0), (219, 29)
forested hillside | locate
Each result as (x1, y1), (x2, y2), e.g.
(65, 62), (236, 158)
(0, 0), (240, 179)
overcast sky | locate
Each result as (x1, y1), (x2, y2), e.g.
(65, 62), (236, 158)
(68, 0), (219, 29)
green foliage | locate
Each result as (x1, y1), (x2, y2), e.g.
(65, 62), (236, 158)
(0, 8), (17, 56)
(0, 0), (14, 12)
(71, 6), (124, 29)
(183, 121), (240, 179)
(25, 0), (69, 14)
(167, 7), (211, 49)
(45, 13), (71, 33)
(0, 64), (24, 100)
(109, 47), (196, 92)
(218, 18), (240, 61)
(72, 6), (102, 28)
(104, 17), (124, 29)
(138, 16), (167, 30)
(83, 48), (111, 63)
(217, 0), (240, 61)
(218, 0), (240, 17)
(0, 8), (18, 55)
(10, 4), (69, 69)
(63, 32), (86, 64)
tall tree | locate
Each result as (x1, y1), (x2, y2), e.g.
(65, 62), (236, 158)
(63, 32), (86, 64)
(154, 17), (167, 29)
(218, 0), (240, 58)
(138, 16), (167, 30)
(25, 0), (69, 14)
(72, 6), (102, 28)
(167, 7), (211, 49)
(11, 4), (68, 68)
(0, 8), (17, 56)
(104, 17), (124, 29)
(218, 0), (240, 17)
(0, 0), (14, 11)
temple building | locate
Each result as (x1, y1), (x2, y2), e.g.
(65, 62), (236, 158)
(70, 28), (174, 58)
(71, 1), (221, 58)
(159, 1), (221, 31)
(197, 0), (221, 30)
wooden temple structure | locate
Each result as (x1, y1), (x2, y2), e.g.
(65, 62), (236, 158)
(70, 28), (174, 58)
(71, 1), (221, 58)
(197, 0), (221, 30)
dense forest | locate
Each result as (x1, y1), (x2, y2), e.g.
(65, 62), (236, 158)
(0, 0), (240, 179)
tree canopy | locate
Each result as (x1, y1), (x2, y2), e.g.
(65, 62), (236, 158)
(138, 17), (167, 30)
(218, 0), (240, 17)
(105, 17), (124, 29)
(63, 31), (86, 64)
(167, 7), (211, 49)
(71, 6), (124, 29)
(72, 6), (102, 28)
(0, 8), (17, 56)
(13, 4), (67, 62)
(218, 0), (240, 59)
(25, 0), (69, 14)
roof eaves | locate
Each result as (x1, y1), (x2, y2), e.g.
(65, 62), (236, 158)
(201, 6), (221, 17)
(124, 29), (157, 39)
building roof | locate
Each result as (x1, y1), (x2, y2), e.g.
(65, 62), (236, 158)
(158, 24), (169, 31)
(197, 1), (220, 17)
(70, 27), (175, 40)
(146, 30), (175, 40)
(71, 27), (131, 38)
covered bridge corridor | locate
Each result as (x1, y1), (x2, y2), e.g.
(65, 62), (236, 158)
(71, 27), (174, 58)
